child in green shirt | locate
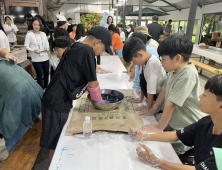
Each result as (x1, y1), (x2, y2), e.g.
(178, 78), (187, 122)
(140, 34), (207, 132)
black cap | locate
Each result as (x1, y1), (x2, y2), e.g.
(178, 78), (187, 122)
(131, 32), (147, 45)
(89, 26), (113, 55)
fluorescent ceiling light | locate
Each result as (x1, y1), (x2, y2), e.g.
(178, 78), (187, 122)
(115, 4), (121, 6)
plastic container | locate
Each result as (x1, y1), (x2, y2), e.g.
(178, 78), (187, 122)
(83, 116), (92, 139)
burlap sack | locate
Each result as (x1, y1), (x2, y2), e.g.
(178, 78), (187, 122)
(65, 89), (144, 135)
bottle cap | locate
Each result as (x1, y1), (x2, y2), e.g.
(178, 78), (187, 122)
(85, 116), (90, 122)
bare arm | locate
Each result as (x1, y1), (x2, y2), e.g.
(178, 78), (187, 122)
(147, 93), (154, 109)
(159, 161), (196, 170)
(140, 91), (144, 101)
(160, 35), (164, 41)
(0, 48), (18, 64)
(88, 81), (99, 88)
(153, 91), (165, 109)
(131, 129), (179, 142)
(5, 30), (12, 35)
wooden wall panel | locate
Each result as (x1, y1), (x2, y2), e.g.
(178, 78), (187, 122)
(13, 2), (37, 7)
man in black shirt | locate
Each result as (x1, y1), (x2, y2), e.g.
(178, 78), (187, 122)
(130, 74), (222, 170)
(147, 15), (164, 42)
(67, 17), (73, 33)
(40, 27), (113, 162)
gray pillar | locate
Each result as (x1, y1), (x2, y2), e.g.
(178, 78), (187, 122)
(186, 0), (198, 41)
(138, 0), (143, 26)
(123, 0), (126, 30)
(116, 8), (118, 25)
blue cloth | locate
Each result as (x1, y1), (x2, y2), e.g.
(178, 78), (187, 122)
(133, 44), (159, 90)
(0, 59), (44, 140)
(5, 122), (29, 154)
(115, 48), (123, 58)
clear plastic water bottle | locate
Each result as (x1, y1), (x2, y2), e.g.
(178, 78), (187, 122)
(83, 116), (92, 139)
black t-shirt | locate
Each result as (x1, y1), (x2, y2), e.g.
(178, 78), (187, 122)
(42, 42), (97, 113)
(176, 116), (222, 170)
(147, 22), (163, 42)
(58, 28), (69, 38)
(67, 25), (73, 33)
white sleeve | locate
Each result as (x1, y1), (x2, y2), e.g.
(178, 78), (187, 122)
(3, 25), (8, 31)
(0, 35), (6, 49)
(24, 34), (35, 52)
(145, 62), (158, 94)
(44, 32), (49, 48)
(13, 25), (18, 32)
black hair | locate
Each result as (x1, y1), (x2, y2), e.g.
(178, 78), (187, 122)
(25, 19), (33, 30)
(0, 22), (6, 35)
(122, 37), (146, 63)
(169, 19), (172, 23)
(67, 18), (72, 21)
(128, 24), (134, 32)
(24, 13), (33, 19)
(35, 15), (46, 26)
(75, 24), (85, 40)
(71, 24), (77, 28)
(179, 26), (183, 28)
(54, 21), (67, 39)
(157, 34), (193, 62)
(147, 35), (151, 41)
(4, 16), (11, 23)
(107, 16), (113, 24)
(205, 75), (222, 101)
(152, 15), (159, 21)
(53, 36), (73, 49)
(117, 24), (123, 28)
(108, 24), (120, 34)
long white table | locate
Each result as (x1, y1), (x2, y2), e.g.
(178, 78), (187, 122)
(49, 55), (181, 170)
(192, 45), (222, 64)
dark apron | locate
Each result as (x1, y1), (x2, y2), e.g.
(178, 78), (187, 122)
(140, 66), (157, 100)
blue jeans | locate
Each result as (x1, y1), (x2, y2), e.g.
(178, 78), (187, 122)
(133, 65), (140, 91)
(5, 122), (29, 154)
(32, 60), (49, 89)
(115, 48), (123, 58)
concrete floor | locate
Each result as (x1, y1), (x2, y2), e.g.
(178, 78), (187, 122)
(0, 53), (220, 170)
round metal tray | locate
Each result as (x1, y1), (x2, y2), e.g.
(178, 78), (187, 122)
(87, 89), (124, 111)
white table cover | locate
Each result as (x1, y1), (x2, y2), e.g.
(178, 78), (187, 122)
(49, 55), (182, 170)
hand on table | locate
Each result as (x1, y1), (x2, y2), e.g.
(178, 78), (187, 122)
(128, 97), (143, 103)
(136, 104), (158, 116)
(140, 121), (165, 133)
(135, 105), (149, 111)
(97, 67), (112, 74)
(4, 54), (18, 64)
(129, 128), (151, 141)
(137, 143), (162, 167)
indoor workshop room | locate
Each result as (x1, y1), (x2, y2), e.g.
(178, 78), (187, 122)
(0, 0), (222, 169)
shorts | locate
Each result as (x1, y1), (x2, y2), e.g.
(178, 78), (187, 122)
(40, 105), (69, 150)
(115, 48), (123, 58)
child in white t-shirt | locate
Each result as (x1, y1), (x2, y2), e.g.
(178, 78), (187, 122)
(122, 32), (167, 114)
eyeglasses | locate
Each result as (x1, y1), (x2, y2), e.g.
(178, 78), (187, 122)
(53, 48), (63, 53)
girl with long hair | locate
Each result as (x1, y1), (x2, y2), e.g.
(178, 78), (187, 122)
(75, 24), (86, 41)
(54, 16), (69, 39)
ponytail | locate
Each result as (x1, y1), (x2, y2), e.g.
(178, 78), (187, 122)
(54, 21), (67, 39)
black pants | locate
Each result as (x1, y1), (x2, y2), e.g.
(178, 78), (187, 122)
(40, 106), (69, 150)
(140, 72), (157, 100)
(32, 60), (49, 89)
